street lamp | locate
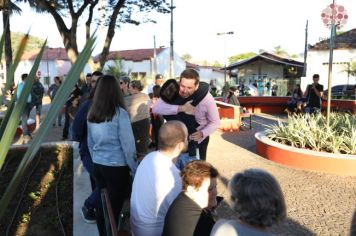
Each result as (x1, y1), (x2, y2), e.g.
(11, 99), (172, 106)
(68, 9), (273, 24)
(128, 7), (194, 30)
(169, 0), (175, 79)
(217, 31), (234, 84)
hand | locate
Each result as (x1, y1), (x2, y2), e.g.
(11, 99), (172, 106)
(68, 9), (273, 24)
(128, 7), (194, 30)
(179, 101), (195, 115)
(190, 131), (203, 141)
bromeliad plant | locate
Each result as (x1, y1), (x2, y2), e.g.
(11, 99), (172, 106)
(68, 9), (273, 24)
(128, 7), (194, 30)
(0, 31), (96, 220)
(265, 113), (356, 155)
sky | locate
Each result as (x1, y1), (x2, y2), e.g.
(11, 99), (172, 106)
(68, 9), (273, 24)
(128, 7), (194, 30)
(2, 0), (356, 64)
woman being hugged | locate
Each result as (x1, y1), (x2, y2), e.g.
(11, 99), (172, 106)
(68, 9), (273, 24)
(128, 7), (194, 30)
(87, 75), (137, 236)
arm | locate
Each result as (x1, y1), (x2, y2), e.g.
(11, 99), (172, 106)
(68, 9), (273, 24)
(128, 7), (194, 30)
(303, 85), (310, 98)
(87, 123), (94, 158)
(47, 85), (52, 97)
(152, 98), (179, 115)
(192, 95), (220, 141)
(118, 109), (138, 174)
(314, 85), (323, 98)
(72, 101), (89, 142)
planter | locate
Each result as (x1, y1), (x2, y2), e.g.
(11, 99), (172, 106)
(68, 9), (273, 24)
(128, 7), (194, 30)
(255, 131), (356, 176)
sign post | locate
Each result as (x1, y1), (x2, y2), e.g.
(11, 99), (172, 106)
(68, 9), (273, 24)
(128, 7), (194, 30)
(321, 2), (347, 126)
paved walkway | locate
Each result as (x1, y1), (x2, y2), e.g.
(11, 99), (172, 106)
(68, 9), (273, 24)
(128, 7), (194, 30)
(9, 99), (356, 235)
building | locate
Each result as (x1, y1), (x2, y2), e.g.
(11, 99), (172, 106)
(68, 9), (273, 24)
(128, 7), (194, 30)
(100, 48), (225, 89)
(100, 47), (185, 83)
(226, 52), (305, 96)
(17, 47), (71, 86)
(304, 28), (356, 91)
(186, 62), (225, 91)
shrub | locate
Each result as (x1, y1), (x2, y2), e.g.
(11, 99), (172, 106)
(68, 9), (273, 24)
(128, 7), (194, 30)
(265, 113), (356, 155)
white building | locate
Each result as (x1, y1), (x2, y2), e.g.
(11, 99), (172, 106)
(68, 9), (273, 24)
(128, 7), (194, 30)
(304, 28), (356, 91)
(13, 47), (71, 87)
(100, 48), (225, 87)
(101, 48), (185, 83)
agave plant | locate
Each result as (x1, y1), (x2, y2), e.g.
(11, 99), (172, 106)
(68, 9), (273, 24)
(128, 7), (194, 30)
(0, 30), (96, 220)
(266, 113), (356, 155)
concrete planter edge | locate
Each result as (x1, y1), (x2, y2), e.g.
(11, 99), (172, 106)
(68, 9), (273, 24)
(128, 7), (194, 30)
(255, 131), (356, 176)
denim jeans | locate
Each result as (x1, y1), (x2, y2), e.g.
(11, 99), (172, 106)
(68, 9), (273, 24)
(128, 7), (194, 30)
(21, 103), (32, 136)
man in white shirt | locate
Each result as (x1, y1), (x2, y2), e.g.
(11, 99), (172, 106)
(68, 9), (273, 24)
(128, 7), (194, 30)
(130, 120), (188, 236)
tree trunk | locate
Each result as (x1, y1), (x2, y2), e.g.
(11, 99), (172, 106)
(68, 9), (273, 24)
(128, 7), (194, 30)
(3, 9), (12, 86)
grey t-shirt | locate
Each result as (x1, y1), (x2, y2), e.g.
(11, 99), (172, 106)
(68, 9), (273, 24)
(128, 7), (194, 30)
(211, 219), (274, 236)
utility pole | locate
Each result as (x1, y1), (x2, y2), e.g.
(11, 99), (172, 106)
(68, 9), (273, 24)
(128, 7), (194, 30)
(153, 35), (157, 81)
(303, 20), (308, 77)
(169, 0), (175, 79)
(216, 31), (234, 84)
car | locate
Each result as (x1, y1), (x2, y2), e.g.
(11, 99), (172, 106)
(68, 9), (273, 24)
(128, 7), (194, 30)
(323, 84), (356, 100)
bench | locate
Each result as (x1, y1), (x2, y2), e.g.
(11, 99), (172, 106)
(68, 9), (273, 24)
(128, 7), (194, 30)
(215, 101), (241, 132)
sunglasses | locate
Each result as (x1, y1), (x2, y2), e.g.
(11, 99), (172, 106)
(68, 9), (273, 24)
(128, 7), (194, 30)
(120, 81), (124, 85)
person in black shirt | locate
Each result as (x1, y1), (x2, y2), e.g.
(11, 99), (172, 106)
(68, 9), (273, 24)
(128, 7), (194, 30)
(162, 160), (219, 236)
(304, 74), (324, 114)
(159, 79), (209, 165)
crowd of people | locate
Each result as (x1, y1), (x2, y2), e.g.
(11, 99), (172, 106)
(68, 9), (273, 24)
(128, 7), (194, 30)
(66, 69), (288, 236)
(285, 74), (324, 115)
(17, 68), (336, 236)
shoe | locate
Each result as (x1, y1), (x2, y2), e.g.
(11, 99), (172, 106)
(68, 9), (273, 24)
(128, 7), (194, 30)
(81, 205), (96, 224)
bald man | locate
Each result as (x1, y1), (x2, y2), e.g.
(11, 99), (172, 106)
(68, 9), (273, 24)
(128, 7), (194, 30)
(130, 121), (188, 236)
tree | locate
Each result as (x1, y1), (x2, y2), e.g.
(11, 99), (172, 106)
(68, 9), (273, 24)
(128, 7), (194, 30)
(22, 0), (170, 70)
(181, 53), (192, 62)
(1, 0), (21, 77)
(104, 59), (129, 79)
(273, 45), (288, 56)
(228, 52), (256, 64)
(212, 60), (223, 67)
(11, 32), (45, 53)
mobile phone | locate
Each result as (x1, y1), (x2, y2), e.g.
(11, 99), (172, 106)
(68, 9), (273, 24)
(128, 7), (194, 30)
(216, 196), (224, 206)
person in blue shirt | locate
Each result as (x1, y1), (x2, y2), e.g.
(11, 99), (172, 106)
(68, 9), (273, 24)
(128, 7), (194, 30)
(87, 74), (137, 236)
(72, 75), (100, 224)
(16, 73), (32, 138)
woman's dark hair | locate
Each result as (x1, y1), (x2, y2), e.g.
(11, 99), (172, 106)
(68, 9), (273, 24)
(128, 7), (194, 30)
(130, 80), (144, 91)
(228, 86), (237, 99)
(229, 168), (286, 228)
(87, 75), (125, 123)
(119, 75), (130, 85)
(160, 79), (179, 103)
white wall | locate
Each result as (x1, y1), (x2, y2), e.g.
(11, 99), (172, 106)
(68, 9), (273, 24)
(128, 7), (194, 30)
(15, 59), (71, 86)
(304, 49), (356, 91)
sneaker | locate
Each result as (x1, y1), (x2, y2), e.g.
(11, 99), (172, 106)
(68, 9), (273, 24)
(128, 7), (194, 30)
(81, 205), (96, 224)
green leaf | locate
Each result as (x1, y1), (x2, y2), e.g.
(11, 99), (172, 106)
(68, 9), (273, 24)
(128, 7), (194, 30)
(0, 93), (16, 138)
(0, 41), (45, 171)
(0, 36), (96, 220)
